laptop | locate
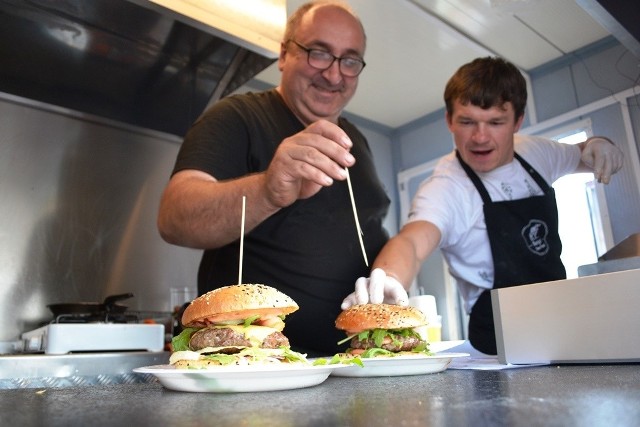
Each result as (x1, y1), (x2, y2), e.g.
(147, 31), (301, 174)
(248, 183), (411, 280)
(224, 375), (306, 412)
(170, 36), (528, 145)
(491, 268), (640, 364)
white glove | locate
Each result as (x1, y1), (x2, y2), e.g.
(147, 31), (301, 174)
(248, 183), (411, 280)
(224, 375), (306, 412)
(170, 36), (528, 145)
(341, 268), (409, 309)
(581, 137), (623, 184)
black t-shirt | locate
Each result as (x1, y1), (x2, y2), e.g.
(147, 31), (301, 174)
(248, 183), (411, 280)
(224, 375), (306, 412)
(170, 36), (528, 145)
(173, 89), (390, 356)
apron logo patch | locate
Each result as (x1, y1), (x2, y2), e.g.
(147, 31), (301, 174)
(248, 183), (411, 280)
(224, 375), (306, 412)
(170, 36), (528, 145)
(521, 219), (549, 256)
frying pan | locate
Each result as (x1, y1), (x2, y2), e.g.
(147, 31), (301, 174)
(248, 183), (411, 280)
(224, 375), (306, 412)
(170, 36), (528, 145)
(48, 293), (134, 316)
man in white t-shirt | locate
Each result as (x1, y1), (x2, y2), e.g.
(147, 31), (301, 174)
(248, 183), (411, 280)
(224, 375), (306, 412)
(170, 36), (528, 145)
(342, 56), (624, 354)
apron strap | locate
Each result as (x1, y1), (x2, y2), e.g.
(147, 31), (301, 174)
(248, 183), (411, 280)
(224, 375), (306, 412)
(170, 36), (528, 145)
(455, 150), (492, 203)
(513, 152), (552, 193)
(455, 150), (553, 203)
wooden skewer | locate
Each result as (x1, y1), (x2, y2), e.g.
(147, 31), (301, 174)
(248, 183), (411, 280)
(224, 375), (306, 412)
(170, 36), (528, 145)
(238, 195), (246, 284)
(345, 167), (368, 266)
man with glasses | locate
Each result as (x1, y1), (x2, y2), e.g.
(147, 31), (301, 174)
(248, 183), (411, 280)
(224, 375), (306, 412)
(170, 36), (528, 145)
(158, 1), (391, 356)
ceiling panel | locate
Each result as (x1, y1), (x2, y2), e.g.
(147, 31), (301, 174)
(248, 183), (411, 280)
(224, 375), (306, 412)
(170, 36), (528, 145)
(507, 0), (610, 53)
(254, 0), (615, 129)
(411, 0), (610, 67)
(413, 0), (564, 67)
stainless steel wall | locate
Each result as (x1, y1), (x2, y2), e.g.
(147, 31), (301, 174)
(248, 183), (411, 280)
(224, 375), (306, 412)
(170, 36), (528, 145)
(0, 94), (200, 341)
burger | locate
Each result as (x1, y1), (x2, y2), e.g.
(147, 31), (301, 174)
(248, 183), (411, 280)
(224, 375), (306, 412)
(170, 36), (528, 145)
(335, 303), (431, 358)
(169, 284), (309, 367)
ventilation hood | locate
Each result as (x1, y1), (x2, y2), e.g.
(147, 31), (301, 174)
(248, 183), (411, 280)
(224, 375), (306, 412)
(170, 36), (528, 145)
(0, 0), (284, 136)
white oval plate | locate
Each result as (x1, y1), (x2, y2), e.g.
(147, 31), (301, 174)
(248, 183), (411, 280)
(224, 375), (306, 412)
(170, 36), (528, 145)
(329, 352), (470, 377)
(133, 363), (350, 393)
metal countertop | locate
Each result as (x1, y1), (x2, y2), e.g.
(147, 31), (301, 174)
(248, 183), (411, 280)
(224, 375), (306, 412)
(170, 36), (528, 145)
(1, 363), (639, 427)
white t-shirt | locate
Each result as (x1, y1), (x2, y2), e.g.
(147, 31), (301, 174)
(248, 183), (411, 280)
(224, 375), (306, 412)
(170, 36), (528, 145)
(408, 134), (581, 313)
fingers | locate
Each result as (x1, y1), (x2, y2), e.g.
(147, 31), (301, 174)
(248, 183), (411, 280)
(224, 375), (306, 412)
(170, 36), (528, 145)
(354, 276), (371, 305)
(596, 148), (623, 184)
(341, 294), (357, 310)
(344, 270), (409, 311)
(266, 121), (355, 201)
(264, 127), (352, 206)
(592, 151), (606, 183)
(387, 284), (409, 306)
(368, 268), (387, 304)
(605, 147), (624, 182)
(381, 274), (409, 306)
(341, 277), (370, 309)
(297, 121), (354, 170)
(305, 120), (353, 150)
(581, 139), (624, 185)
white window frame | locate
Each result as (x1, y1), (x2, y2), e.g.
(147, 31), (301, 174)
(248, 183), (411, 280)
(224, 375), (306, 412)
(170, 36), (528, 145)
(538, 118), (614, 256)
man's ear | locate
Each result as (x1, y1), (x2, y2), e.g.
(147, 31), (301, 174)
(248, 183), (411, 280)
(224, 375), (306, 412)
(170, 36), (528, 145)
(445, 111), (454, 131)
(514, 113), (525, 133)
(277, 42), (287, 71)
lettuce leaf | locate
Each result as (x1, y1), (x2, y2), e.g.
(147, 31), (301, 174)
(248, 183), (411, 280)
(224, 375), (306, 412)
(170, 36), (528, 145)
(312, 353), (364, 367)
(171, 327), (198, 351)
(243, 315), (260, 327)
(337, 328), (432, 357)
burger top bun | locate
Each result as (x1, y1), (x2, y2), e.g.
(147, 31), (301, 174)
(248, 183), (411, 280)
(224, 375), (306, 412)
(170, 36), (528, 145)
(335, 303), (426, 333)
(181, 284), (299, 327)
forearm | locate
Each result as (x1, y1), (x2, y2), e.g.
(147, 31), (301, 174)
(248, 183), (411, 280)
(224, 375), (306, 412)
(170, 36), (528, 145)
(371, 239), (419, 291)
(157, 171), (280, 249)
(372, 221), (441, 290)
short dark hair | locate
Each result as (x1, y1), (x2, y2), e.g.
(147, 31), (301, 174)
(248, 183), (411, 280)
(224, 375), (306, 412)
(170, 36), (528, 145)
(444, 56), (527, 120)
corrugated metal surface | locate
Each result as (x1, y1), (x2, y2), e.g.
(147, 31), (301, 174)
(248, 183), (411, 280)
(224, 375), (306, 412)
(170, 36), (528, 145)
(0, 352), (169, 389)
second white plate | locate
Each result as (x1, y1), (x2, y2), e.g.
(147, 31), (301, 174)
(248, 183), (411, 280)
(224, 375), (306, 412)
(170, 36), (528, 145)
(330, 352), (470, 377)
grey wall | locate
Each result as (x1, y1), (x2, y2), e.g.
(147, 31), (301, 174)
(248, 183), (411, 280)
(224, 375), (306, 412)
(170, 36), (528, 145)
(347, 117), (398, 236)
(393, 111), (452, 173)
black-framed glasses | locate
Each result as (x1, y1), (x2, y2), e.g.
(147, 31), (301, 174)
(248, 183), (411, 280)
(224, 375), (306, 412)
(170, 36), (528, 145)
(288, 40), (366, 77)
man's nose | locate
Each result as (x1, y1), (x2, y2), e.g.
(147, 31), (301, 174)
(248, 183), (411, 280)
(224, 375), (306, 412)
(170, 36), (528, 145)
(321, 59), (343, 84)
(472, 124), (489, 143)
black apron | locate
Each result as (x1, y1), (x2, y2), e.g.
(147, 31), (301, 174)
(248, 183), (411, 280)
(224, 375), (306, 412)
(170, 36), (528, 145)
(456, 151), (566, 355)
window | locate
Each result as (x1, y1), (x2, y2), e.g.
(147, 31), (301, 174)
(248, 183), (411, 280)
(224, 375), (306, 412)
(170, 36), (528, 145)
(545, 124), (613, 278)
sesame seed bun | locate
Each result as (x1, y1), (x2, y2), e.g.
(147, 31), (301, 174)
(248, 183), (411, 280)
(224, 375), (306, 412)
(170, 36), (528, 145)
(181, 284), (299, 327)
(335, 303), (426, 333)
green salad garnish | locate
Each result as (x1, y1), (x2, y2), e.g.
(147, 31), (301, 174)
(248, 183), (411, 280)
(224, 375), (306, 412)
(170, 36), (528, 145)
(312, 353), (364, 367)
(171, 327), (199, 351)
(336, 328), (432, 358)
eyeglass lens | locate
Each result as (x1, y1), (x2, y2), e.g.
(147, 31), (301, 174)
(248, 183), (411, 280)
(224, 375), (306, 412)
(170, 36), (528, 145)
(307, 50), (364, 76)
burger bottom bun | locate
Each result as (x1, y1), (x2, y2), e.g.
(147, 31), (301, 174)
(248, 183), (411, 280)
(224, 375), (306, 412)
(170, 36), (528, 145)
(171, 346), (310, 368)
(173, 358), (225, 369)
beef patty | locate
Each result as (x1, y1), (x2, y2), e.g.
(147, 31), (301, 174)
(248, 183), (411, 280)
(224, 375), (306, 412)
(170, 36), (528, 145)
(350, 333), (423, 352)
(189, 326), (289, 352)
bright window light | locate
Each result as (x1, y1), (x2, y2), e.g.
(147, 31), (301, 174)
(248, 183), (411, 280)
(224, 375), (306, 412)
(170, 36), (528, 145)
(558, 130), (587, 145)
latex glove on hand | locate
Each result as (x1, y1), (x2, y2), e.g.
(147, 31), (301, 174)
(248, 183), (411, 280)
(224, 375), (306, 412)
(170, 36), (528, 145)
(580, 137), (624, 184)
(341, 268), (409, 309)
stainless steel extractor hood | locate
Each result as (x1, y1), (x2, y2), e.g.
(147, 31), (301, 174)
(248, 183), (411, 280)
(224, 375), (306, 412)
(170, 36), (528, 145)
(0, 0), (280, 136)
